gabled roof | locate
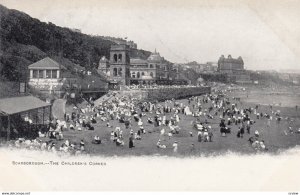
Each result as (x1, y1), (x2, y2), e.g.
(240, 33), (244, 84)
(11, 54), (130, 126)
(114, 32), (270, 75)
(28, 57), (66, 70)
(0, 96), (50, 115)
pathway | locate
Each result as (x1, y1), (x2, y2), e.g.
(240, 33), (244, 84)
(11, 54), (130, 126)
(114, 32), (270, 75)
(52, 99), (67, 120)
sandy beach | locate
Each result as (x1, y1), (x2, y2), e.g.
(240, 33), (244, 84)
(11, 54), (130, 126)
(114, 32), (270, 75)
(11, 84), (297, 157)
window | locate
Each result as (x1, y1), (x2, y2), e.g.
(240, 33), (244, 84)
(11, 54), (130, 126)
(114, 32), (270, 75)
(150, 72), (153, 77)
(38, 70), (44, 78)
(141, 72), (145, 76)
(118, 54), (122, 62)
(157, 65), (160, 69)
(131, 72), (136, 78)
(164, 66), (167, 71)
(114, 54), (118, 62)
(46, 70), (52, 78)
(113, 68), (118, 76)
(137, 72), (140, 78)
(118, 68), (122, 76)
(32, 70), (38, 78)
(52, 70), (58, 78)
(149, 64), (153, 68)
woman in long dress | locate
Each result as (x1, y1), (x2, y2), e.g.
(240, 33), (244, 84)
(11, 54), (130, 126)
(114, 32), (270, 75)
(129, 136), (134, 148)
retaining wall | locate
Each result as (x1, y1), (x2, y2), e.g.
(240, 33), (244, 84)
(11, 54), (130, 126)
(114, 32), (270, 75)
(144, 86), (211, 101)
(121, 86), (211, 102)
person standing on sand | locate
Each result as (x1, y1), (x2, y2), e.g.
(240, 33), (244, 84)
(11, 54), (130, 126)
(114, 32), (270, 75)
(254, 130), (260, 138)
(190, 144), (195, 153)
(237, 122), (245, 138)
(246, 120), (251, 134)
(80, 140), (85, 151)
(208, 131), (213, 142)
(267, 117), (271, 127)
(173, 141), (178, 153)
(198, 131), (202, 142)
(129, 136), (134, 148)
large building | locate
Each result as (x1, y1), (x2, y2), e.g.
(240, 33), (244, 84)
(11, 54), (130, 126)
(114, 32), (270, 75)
(130, 58), (155, 85)
(218, 55), (251, 83)
(130, 50), (175, 84)
(218, 55), (244, 74)
(98, 46), (180, 85)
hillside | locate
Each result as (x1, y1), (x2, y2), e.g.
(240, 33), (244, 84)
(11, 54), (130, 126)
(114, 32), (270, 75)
(0, 80), (22, 98)
(0, 4), (151, 82)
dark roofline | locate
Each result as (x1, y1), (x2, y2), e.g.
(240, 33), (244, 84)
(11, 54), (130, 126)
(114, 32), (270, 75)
(0, 96), (51, 115)
(28, 57), (67, 70)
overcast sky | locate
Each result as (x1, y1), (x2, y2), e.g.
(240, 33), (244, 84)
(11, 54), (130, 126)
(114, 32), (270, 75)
(1, 0), (300, 71)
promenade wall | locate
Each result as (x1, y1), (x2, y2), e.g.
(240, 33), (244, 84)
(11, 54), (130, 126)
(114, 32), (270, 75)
(121, 86), (211, 102)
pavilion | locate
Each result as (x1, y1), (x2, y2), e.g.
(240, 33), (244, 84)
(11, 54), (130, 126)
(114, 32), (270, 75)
(0, 96), (51, 140)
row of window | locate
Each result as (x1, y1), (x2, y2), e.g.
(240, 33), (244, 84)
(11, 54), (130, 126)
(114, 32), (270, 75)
(113, 54), (123, 63)
(112, 68), (130, 77)
(110, 55), (167, 70)
(113, 67), (123, 77)
(132, 64), (167, 70)
(32, 70), (59, 79)
(112, 54), (130, 64)
(131, 71), (154, 78)
(153, 65), (167, 70)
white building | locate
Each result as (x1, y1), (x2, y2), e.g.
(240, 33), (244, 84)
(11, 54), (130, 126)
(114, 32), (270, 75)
(28, 57), (67, 95)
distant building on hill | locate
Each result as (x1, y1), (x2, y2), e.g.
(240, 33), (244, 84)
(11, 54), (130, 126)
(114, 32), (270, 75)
(218, 55), (251, 83)
(184, 61), (217, 74)
(70, 28), (81, 33)
(185, 61), (201, 73)
(126, 40), (137, 49)
(205, 62), (218, 73)
(99, 36), (137, 49)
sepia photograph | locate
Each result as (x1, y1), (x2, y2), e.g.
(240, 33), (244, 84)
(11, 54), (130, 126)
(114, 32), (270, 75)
(0, 0), (300, 194)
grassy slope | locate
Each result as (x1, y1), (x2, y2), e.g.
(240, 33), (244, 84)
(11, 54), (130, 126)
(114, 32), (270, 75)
(0, 81), (21, 98)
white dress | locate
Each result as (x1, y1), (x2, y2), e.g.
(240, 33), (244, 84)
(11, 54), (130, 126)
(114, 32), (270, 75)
(173, 143), (178, 152)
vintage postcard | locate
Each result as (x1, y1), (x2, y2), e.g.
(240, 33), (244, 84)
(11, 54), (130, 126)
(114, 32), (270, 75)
(0, 0), (299, 194)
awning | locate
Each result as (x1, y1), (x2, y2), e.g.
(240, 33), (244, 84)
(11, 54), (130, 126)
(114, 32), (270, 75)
(0, 96), (51, 115)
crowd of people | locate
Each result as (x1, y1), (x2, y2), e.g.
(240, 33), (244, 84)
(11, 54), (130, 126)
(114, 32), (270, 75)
(6, 84), (300, 155)
(10, 137), (86, 155)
